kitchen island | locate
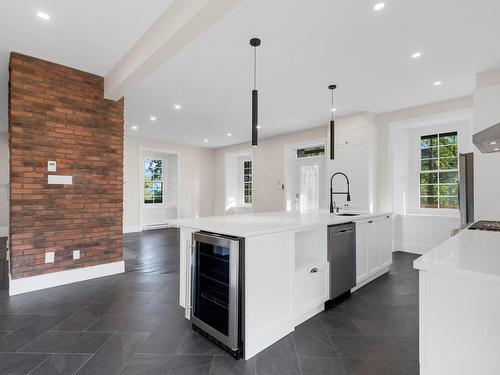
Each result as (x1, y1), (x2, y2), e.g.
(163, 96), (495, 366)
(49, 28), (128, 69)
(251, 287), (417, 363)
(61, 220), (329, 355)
(169, 209), (392, 359)
(413, 226), (500, 375)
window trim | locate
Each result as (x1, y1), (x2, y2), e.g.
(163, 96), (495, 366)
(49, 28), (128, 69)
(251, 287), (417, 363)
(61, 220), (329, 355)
(416, 131), (459, 215)
(240, 158), (253, 207)
(143, 158), (166, 206)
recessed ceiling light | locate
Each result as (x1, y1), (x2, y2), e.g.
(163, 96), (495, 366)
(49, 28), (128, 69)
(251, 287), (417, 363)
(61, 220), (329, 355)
(411, 52), (422, 59)
(373, 2), (385, 11)
(203, 138), (208, 143)
(256, 125), (262, 129)
(150, 116), (157, 121)
(433, 81), (442, 86)
(36, 11), (51, 20)
(227, 133), (232, 137)
(131, 126), (138, 130)
(174, 104), (182, 110)
(490, 141), (497, 145)
(494, 148), (500, 151)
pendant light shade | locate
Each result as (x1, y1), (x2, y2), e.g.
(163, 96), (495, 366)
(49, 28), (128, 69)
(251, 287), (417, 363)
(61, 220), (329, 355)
(250, 38), (261, 147)
(329, 84), (337, 160)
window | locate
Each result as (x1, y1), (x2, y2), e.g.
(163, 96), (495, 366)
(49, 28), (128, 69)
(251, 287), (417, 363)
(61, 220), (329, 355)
(144, 159), (164, 204)
(296, 145), (325, 159)
(419, 132), (459, 209)
(242, 160), (252, 204)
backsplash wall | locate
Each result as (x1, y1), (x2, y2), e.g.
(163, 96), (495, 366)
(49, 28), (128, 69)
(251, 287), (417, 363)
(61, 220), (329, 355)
(8, 52), (124, 279)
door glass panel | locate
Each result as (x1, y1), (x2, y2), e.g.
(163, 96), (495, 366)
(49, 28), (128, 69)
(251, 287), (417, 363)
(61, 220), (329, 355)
(299, 164), (319, 210)
(193, 242), (229, 336)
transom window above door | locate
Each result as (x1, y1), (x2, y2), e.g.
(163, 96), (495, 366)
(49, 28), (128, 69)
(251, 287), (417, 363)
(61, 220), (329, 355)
(419, 132), (459, 209)
(144, 159), (164, 204)
(296, 145), (325, 159)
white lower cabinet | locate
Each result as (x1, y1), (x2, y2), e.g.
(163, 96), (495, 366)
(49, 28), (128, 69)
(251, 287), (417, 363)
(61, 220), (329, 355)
(355, 215), (392, 285)
(294, 260), (328, 320)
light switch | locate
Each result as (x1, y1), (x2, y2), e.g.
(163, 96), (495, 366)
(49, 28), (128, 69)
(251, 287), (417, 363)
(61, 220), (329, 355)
(45, 251), (55, 264)
(73, 250), (80, 260)
(47, 160), (57, 172)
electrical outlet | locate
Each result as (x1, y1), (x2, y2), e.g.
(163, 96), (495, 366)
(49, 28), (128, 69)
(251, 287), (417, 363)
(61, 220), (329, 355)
(45, 251), (55, 264)
(73, 250), (80, 260)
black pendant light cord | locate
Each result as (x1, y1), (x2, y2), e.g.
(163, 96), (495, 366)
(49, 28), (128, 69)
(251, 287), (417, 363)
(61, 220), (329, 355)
(253, 45), (257, 90)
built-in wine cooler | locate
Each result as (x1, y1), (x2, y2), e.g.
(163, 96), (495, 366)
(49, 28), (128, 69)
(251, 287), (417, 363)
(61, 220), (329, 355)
(191, 232), (244, 359)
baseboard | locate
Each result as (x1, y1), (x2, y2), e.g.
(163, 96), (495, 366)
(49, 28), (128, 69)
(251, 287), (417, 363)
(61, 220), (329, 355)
(351, 266), (390, 293)
(0, 227), (7, 237)
(394, 240), (434, 255)
(123, 226), (142, 234)
(9, 260), (125, 296)
(142, 223), (170, 231)
(293, 301), (325, 327)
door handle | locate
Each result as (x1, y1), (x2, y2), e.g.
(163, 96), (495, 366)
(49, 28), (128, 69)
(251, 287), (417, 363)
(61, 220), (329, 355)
(310, 267), (318, 273)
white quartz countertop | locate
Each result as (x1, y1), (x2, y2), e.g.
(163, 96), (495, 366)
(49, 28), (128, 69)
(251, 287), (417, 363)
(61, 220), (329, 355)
(167, 209), (391, 237)
(413, 227), (500, 283)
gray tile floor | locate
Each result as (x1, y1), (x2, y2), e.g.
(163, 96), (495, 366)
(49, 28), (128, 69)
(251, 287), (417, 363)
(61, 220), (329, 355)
(0, 229), (420, 375)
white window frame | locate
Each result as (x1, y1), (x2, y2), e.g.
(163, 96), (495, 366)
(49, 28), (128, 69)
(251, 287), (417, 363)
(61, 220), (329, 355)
(415, 130), (460, 215)
(240, 158), (253, 207)
(143, 158), (166, 206)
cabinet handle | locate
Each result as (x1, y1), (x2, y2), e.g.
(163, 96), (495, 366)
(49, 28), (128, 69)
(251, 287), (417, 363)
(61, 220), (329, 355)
(368, 220), (373, 224)
(310, 267), (318, 273)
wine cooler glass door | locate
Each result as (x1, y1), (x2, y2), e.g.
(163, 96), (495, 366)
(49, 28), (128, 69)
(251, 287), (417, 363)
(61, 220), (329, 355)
(192, 233), (239, 350)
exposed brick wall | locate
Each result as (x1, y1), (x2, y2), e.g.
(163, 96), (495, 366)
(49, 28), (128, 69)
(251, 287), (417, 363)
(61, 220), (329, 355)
(8, 52), (124, 279)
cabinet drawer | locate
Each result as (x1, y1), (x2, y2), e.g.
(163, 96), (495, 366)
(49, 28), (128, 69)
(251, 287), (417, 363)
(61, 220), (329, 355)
(294, 264), (327, 312)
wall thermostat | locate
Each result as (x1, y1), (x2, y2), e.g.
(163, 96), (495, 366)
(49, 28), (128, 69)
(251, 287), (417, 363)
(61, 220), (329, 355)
(47, 160), (56, 172)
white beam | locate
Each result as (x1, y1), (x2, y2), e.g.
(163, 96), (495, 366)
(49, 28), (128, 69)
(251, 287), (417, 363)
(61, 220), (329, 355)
(104, 0), (241, 100)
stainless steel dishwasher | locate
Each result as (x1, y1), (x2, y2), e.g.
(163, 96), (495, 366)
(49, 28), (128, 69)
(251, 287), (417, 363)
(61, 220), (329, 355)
(327, 222), (356, 306)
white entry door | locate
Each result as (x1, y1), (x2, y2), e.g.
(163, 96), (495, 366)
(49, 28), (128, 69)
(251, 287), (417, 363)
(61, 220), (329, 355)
(294, 156), (325, 210)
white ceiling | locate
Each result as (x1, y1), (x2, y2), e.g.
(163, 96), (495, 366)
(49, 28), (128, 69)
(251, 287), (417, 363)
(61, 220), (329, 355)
(0, 0), (173, 131)
(125, 0), (500, 147)
(1, 0), (500, 148)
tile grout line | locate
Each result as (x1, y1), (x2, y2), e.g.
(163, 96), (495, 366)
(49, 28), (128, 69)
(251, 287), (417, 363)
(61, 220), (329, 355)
(207, 355), (215, 375)
(291, 335), (303, 375)
(25, 353), (54, 375)
(68, 331), (118, 375)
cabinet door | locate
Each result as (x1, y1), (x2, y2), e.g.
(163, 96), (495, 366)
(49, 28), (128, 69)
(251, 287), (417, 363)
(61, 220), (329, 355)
(355, 220), (368, 283)
(378, 215), (393, 267)
(367, 219), (380, 274)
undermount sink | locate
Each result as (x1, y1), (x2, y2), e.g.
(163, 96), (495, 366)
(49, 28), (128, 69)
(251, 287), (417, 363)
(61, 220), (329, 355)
(335, 213), (360, 216)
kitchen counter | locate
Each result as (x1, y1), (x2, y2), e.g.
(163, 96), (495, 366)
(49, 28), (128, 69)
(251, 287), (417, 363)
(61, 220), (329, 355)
(168, 209), (391, 237)
(174, 209), (393, 360)
(413, 224), (500, 375)
(413, 227), (500, 283)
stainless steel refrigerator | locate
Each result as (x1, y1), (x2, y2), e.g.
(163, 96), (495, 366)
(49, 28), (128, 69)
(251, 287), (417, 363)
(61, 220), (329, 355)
(459, 153), (474, 228)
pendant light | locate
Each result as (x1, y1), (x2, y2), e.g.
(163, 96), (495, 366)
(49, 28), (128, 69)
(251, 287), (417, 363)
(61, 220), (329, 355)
(329, 84), (337, 160)
(250, 38), (261, 147)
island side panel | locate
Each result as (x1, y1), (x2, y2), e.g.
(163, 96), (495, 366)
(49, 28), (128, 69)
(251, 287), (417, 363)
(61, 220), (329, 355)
(179, 227), (196, 317)
(244, 231), (295, 360)
(421, 270), (500, 374)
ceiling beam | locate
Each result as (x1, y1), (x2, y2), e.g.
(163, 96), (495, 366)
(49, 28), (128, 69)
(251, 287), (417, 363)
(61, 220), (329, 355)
(104, 0), (241, 100)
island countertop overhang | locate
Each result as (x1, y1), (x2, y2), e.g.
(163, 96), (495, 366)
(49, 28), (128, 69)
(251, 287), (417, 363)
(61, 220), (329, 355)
(167, 209), (391, 237)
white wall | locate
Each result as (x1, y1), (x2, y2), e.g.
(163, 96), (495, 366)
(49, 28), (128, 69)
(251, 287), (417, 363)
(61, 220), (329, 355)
(326, 112), (377, 211)
(0, 131), (8, 233)
(213, 126), (330, 215)
(473, 68), (500, 219)
(124, 135), (214, 232)
(378, 98), (474, 254)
